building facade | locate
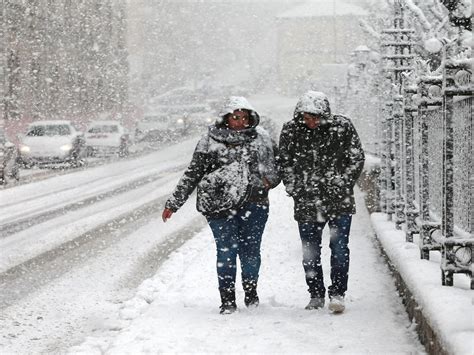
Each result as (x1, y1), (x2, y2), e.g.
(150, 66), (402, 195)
(1, 0), (128, 138)
(276, 0), (368, 96)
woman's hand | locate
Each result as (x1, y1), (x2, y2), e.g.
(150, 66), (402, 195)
(263, 177), (271, 190)
(162, 208), (174, 222)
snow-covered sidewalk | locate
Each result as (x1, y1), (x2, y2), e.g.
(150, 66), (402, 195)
(371, 214), (473, 355)
(71, 186), (424, 354)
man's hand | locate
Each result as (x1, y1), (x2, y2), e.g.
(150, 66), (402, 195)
(162, 208), (174, 222)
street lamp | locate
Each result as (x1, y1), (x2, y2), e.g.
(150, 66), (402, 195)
(423, 37), (444, 53)
(354, 45), (371, 69)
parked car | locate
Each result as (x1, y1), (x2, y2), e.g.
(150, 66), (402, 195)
(19, 120), (86, 167)
(0, 126), (20, 184)
(85, 120), (130, 157)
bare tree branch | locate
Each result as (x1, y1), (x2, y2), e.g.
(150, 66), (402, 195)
(359, 19), (381, 40)
(427, 0), (448, 21)
(402, 0), (433, 31)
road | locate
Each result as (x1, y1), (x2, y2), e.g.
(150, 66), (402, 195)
(0, 136), (206, 353)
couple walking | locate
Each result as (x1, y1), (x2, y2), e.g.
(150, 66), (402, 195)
(162, 91), (365, 314)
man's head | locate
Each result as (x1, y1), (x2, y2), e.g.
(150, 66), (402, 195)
(302, 112), (322, 129)
(294, 91), (331, 128)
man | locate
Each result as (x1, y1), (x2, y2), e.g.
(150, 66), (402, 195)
(279, 91), (365, 313)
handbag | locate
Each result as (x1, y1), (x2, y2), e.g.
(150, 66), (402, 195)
(196, 159), (251, 215)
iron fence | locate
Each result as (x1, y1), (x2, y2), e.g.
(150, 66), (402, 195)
(343, 9), (472, 289)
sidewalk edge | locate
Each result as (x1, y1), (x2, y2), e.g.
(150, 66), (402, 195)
(370, 227), (450, 355)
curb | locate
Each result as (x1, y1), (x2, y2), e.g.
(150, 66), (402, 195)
(370, 234), (449, 355)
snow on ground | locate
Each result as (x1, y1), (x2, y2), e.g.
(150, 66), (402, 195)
(0, 198), (206, 353)
(371, 214), (473, 355)
(70, 187), (424, 354)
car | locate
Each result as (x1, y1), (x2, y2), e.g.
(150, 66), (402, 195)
(85, 120), (130, 157)
(19, 120), (86, 167)
(187, 111), (214, 133)
(135, 111), (189, 143)
(0, 126), (20, 184)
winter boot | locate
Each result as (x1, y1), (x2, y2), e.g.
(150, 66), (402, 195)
(219, 288), (237, 314)
(243, 281), (259, 307)
(305, 296), (325, 310)
(328, 295), (345, 314)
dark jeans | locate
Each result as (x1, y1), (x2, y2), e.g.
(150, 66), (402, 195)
(298, 214), (352, 298)
(207, 202), (269, 291)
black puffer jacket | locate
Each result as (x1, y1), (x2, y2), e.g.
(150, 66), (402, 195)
(165, 96), (280, 219)
(279, 91), (365, 222)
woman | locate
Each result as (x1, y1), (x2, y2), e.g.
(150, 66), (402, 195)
(162, 96), (280, 314)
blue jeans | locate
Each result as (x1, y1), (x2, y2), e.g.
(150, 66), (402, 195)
(207, 203), (269, 291)
(298, 214), (352, 298)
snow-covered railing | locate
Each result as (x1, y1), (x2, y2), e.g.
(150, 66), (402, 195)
(343, 0), (473, 289)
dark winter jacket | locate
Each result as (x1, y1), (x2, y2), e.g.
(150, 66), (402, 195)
(279, 91), (365, 222)
(165, 96), (280, 219)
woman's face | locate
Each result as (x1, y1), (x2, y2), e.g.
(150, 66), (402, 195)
(227, 110), (250, 131)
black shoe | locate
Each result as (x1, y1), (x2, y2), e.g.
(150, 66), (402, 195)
(305, 297), (325, 310)
(219, 288), (237, 314)
(219, 302), (237, 314)
(243, 281), (259, 307)
(244, 289), (259, 307)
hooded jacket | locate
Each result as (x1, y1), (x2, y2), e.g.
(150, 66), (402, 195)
(279, 91), (365, 222)
(165, 96), (280, 218)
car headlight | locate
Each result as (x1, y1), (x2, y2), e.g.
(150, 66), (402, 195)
(176, 118), (185, 124)
(60, 144), (73, 151)
(20, 145), (30, 153)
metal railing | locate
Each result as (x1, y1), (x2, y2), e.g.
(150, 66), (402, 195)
(343, 2), (473, 289)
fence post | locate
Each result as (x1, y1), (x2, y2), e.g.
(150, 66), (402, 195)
(402, 77), (418, 242)
(393, 94), (405, 229)
(380, 0), (414, 224)
(417, 73), (443, 260)
(440, 41), (473, 288)
(379, 95), (394, 217)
